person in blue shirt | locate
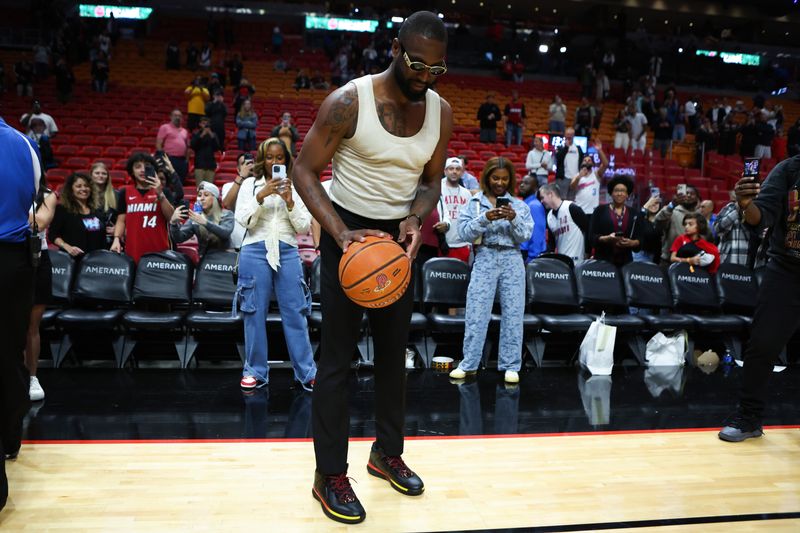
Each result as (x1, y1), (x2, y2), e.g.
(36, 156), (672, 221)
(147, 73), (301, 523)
(0, 116), (42, 511)
(450, 157), (533, 384)
(518, 174), (547, 262)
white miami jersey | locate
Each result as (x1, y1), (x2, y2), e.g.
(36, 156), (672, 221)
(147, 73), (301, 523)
(546, 200), (585, 262)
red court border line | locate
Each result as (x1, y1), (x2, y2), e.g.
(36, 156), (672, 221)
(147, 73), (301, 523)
(22, 424), (800, 445)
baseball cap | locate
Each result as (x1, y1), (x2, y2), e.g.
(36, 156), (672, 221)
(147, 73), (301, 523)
(445, 157), (463, 169)
(198, 182), (220, 200)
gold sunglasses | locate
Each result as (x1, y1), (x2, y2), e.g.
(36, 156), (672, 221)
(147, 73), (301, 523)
(400, 44), (447, 76)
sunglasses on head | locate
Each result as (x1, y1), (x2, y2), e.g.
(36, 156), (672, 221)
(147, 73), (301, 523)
(400, 43), (447, 76)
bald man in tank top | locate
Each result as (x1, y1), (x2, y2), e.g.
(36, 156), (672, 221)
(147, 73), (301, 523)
(293, 11), (453, 524)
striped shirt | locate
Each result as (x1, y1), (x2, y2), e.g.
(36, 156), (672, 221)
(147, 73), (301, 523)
(713, 201), (749, 266)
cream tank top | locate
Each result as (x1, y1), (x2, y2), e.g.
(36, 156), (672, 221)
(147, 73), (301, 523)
(329, 75), (441, 220)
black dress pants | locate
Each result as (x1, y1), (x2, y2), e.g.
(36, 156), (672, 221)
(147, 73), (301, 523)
(0, 243), (34, 505)
(740, 258), (800, 418)
(312, 204), (414, 475)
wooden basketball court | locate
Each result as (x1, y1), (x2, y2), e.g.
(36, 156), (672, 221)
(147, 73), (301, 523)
(2, 428), (798, 531)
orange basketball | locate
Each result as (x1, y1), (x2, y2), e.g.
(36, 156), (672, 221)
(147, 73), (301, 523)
(338, 236), (411, 308)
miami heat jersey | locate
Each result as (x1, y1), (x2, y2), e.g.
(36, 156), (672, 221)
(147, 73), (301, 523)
(119, 185), (169, 263)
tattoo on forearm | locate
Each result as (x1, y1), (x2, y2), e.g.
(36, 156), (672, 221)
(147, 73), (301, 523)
(409, 184), (441, 219)
(323, 85), (358, 147)
(377, 102), (407, 136)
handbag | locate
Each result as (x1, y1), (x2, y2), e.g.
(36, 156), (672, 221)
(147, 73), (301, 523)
(579, 312), (617, 375)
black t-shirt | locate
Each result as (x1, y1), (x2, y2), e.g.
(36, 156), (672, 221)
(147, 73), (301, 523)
(751, 155), (800, 265)
(190, 131), (220, 170)
(654, 119), (673, 141)
(49, 204), (108, 253)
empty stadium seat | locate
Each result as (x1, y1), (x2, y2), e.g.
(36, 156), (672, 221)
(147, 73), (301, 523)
(122, 250), (193, 367)
(55, 250), (135, 367)
(184, 250), (243, 367)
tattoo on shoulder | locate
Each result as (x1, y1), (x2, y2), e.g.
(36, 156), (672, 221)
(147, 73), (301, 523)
(323, 85), (358, 147)
(376, 102), (407, 136)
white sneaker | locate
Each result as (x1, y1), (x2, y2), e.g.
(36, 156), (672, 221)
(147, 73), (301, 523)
(504, 371), (519, 384)
(449, 367), (476, 380)
(29, 376), (45, 401)
(405, 348), (416, 369)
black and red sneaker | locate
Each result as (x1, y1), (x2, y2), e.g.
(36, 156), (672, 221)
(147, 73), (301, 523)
(367, 443), (424, 496)
(312, 470), (366, 524)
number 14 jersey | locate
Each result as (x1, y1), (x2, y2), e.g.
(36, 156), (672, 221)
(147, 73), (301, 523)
(117, 185), (170, 263)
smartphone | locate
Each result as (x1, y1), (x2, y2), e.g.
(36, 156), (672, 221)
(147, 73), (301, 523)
(496, 197), (511, 208)
(677, 184), (687, 196)
(242, 152), (254, 164)
(272, 164), (287, 180)
(144, 164), (157, 180)
(650, 186), (660, 199)
(614, 232), (624, 237)
(154, 150), (165, 160)
(743, 157), (760, 180)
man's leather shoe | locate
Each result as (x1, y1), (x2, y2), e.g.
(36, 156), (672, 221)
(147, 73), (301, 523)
(312, 470), (366, 524)
(367, 442), (424, 496)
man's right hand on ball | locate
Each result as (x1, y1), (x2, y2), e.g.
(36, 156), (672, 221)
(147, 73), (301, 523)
(337, 229), (387, 253)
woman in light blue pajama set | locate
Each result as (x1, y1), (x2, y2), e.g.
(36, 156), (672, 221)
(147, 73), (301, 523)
(451, 157), (533, 384)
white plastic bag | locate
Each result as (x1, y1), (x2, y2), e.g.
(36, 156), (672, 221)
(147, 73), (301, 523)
(579, 312), (617, 375)
(645, 331), (687, 366)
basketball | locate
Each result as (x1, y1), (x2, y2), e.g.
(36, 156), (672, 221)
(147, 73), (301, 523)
(338, 236), (411, 308)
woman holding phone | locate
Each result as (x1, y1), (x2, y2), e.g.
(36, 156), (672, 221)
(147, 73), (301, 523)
(587, 174), (642, 266)
(169, 182), (234, 257)
(450, 157), (533, 384)
(234, 138), (316, 391)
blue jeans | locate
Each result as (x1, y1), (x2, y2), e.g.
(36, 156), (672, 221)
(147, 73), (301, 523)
(505, 122), (523, 146)
(235, 241), (316, 385)
(460, 247), (525, 372)
(549, 120), (565, 133)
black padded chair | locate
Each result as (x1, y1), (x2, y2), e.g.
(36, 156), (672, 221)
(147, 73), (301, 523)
(575, 260), (646, 363)
(55, 250), (135, 367)
(422, 258), (471, 367)
(42, 249), (74, 327)
(406, 259), (430, 368)
(122, 251), (193, 367)
(668, 262), (747, 358)
(622, 262), (695, 332)
(527, 258), (593, 366)
(716, 263), (758, 320)
(184, 250), (243, 368)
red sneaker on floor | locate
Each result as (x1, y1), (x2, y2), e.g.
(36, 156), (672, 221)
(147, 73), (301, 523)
(240, 376), (258, 389)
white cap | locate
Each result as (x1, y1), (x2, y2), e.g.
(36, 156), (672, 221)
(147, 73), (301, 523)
(198, 182), (220, 200)
(445, 157), (463, 169)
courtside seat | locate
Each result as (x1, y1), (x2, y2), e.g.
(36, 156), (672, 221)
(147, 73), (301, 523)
(421, 258), (472, 365)
(715, 263), (758, 324)
(184, 251), (243, 367)
(527, 258), (593, 366)
(55, 250), (135, 367)
(621, 261), (695, 331)
(575, 260), (646, 363)
(668, 262), (746, 358)
(122, 251), (193, 367)
(42, 249), (75, 329)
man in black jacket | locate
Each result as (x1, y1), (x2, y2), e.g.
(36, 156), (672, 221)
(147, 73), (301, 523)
(720, 155), (800, 442)
(205, 91), (227, 150)
(190, 116), (220, 186)
(476, 93), (500, 143)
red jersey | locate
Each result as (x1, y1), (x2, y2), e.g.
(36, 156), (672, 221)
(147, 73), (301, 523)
(119, 185), (170, 263)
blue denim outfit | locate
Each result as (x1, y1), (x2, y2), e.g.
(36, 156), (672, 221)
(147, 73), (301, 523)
(505, 123), (523, 146)
(235, 240), (316, 386)
(457, 192), (533, 372)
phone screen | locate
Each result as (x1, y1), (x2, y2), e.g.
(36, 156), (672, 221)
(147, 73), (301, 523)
(677, 184), (687, 196)
(144, 164), (157, 180)
(743, 157), (760, 179)
(496, 198), (510, 208)
(243, 153), (254, 164)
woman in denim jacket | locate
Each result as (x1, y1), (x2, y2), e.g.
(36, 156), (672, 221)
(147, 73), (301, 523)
(450, 157), (533, 384)
(234, 137), (316, 390)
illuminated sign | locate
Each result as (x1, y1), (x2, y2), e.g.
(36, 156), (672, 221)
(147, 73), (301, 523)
(305, 15), (379, 33)
(696, 49), (760, 66)
(78, 4), (153, 19)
